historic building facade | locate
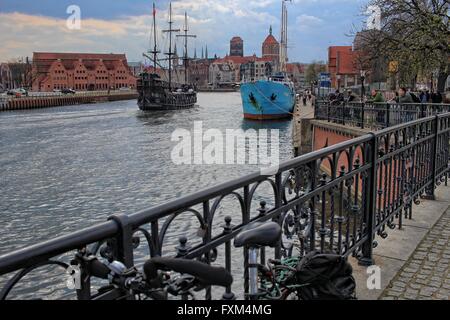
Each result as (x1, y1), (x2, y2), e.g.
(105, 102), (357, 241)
(230, 37), (244, 57)
(262, 27), (280, 68)
(31, 52), (137, 92)
(240, 55), (273, 81)
(328, 46), (358, 89)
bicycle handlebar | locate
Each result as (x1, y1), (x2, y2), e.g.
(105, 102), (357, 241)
(144, 257), (233, 287)
(88, 258), (111, 279)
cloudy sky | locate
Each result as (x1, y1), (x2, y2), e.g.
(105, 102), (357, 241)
(0, 0), (369, 64)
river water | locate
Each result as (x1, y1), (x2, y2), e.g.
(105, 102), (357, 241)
(0, 92), (294, 299)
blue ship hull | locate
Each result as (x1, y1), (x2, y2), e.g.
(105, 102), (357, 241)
(240, 80), (295, 120)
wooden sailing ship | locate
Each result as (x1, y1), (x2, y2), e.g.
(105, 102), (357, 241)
(137, 2), (197, 110)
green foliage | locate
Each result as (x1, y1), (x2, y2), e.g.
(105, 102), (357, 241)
(357, 0), (449, 89)
(305, 61), (327, 85)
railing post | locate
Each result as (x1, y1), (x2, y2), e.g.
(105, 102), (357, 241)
(222, 216), (235, 300)
(359, 133), (377, 266)
(420, 104), (426, 118)
(327, 102), (331, 122)
(342, 102), (345, 126)
(385, 103), (390, 128)
(107, 214), (134, 268)
(361, 102), (365, 129)
(176, 236), (191, 300)
(424, 115), (439, 200)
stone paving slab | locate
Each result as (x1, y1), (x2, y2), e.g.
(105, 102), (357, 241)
(380, 208), (450, 300)
(353, 185), (450, 300)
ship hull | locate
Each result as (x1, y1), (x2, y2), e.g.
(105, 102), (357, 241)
(240, 80), (295, 120)
(138, 100), (196, 111)
(137, 73), (197, 111)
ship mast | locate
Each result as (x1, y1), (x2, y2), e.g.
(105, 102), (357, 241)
(143, 3), (165, 74)
(151, 3), (159, 72)
(162, 2), (180, 90)
(176, 12), (197, 84)
(279, 0), (288, 73)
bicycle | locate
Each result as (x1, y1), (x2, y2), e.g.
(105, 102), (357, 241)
(234, 221), (300, 300)
(73, 252), (233, 300)
(234, 221), (356, 300)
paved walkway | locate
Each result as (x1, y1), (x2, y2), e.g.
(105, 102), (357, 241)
(380, 208), (450, 300)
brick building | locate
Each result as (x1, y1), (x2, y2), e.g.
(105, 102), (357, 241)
(188, 58), (215, 89)
(230, 37), (244, 57)
(328, 46), (358, 89)
(31, 52), (137, 92)
(262, 26), (280, 68)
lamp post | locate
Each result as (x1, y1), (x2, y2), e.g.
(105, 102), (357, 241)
(360, 70), (366, 102)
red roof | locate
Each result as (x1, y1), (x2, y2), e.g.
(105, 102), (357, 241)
(263, 34), (278, 45)
(33, 52), (127, 61)
(32, 52), (130, 74)
(328, 46), (352, 58)
(214, 55), (272, 65)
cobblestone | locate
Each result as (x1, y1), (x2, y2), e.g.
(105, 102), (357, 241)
(380, 208), (450, 300)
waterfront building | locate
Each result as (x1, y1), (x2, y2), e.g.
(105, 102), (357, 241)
(230, 36), (244, 57)
(209, 60), (235, 88)
(240, 55), (273, 81)
(328, 46), (358, 89)
(188, 58), (215, 89)
(31, 52), (137, 92)
(262, 26), (280, 68)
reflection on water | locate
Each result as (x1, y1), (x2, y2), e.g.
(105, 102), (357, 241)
(0, 92), (293, 299)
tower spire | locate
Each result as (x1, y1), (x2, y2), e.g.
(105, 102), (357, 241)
(269, 25), (272, 35)
(205, 45), (208, 59)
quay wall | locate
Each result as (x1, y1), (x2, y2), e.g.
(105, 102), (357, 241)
(0, 92), (138, 112)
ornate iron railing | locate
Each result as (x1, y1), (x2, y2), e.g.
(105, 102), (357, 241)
(0, 113), (449, 300)
(314, 101), (450, 130)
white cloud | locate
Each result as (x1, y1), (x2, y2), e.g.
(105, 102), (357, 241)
(295, 14), (323, 28)
(0, 0), (363, 63)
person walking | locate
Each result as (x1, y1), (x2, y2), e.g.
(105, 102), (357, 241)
(369, 89), (386, 124)
(431, 91), (443, 104)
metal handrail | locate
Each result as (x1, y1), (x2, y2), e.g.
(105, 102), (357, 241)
(315, 101), (450, 130)
(0, 112), (448, 299)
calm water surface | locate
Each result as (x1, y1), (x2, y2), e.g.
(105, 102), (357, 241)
(0, 92), (294, 298)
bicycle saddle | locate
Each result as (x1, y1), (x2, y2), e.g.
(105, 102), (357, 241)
(234, 222), (281, 248)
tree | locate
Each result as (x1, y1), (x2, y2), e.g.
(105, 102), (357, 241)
(354, 0), (449, 91)
(305, 61), (327, 85)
